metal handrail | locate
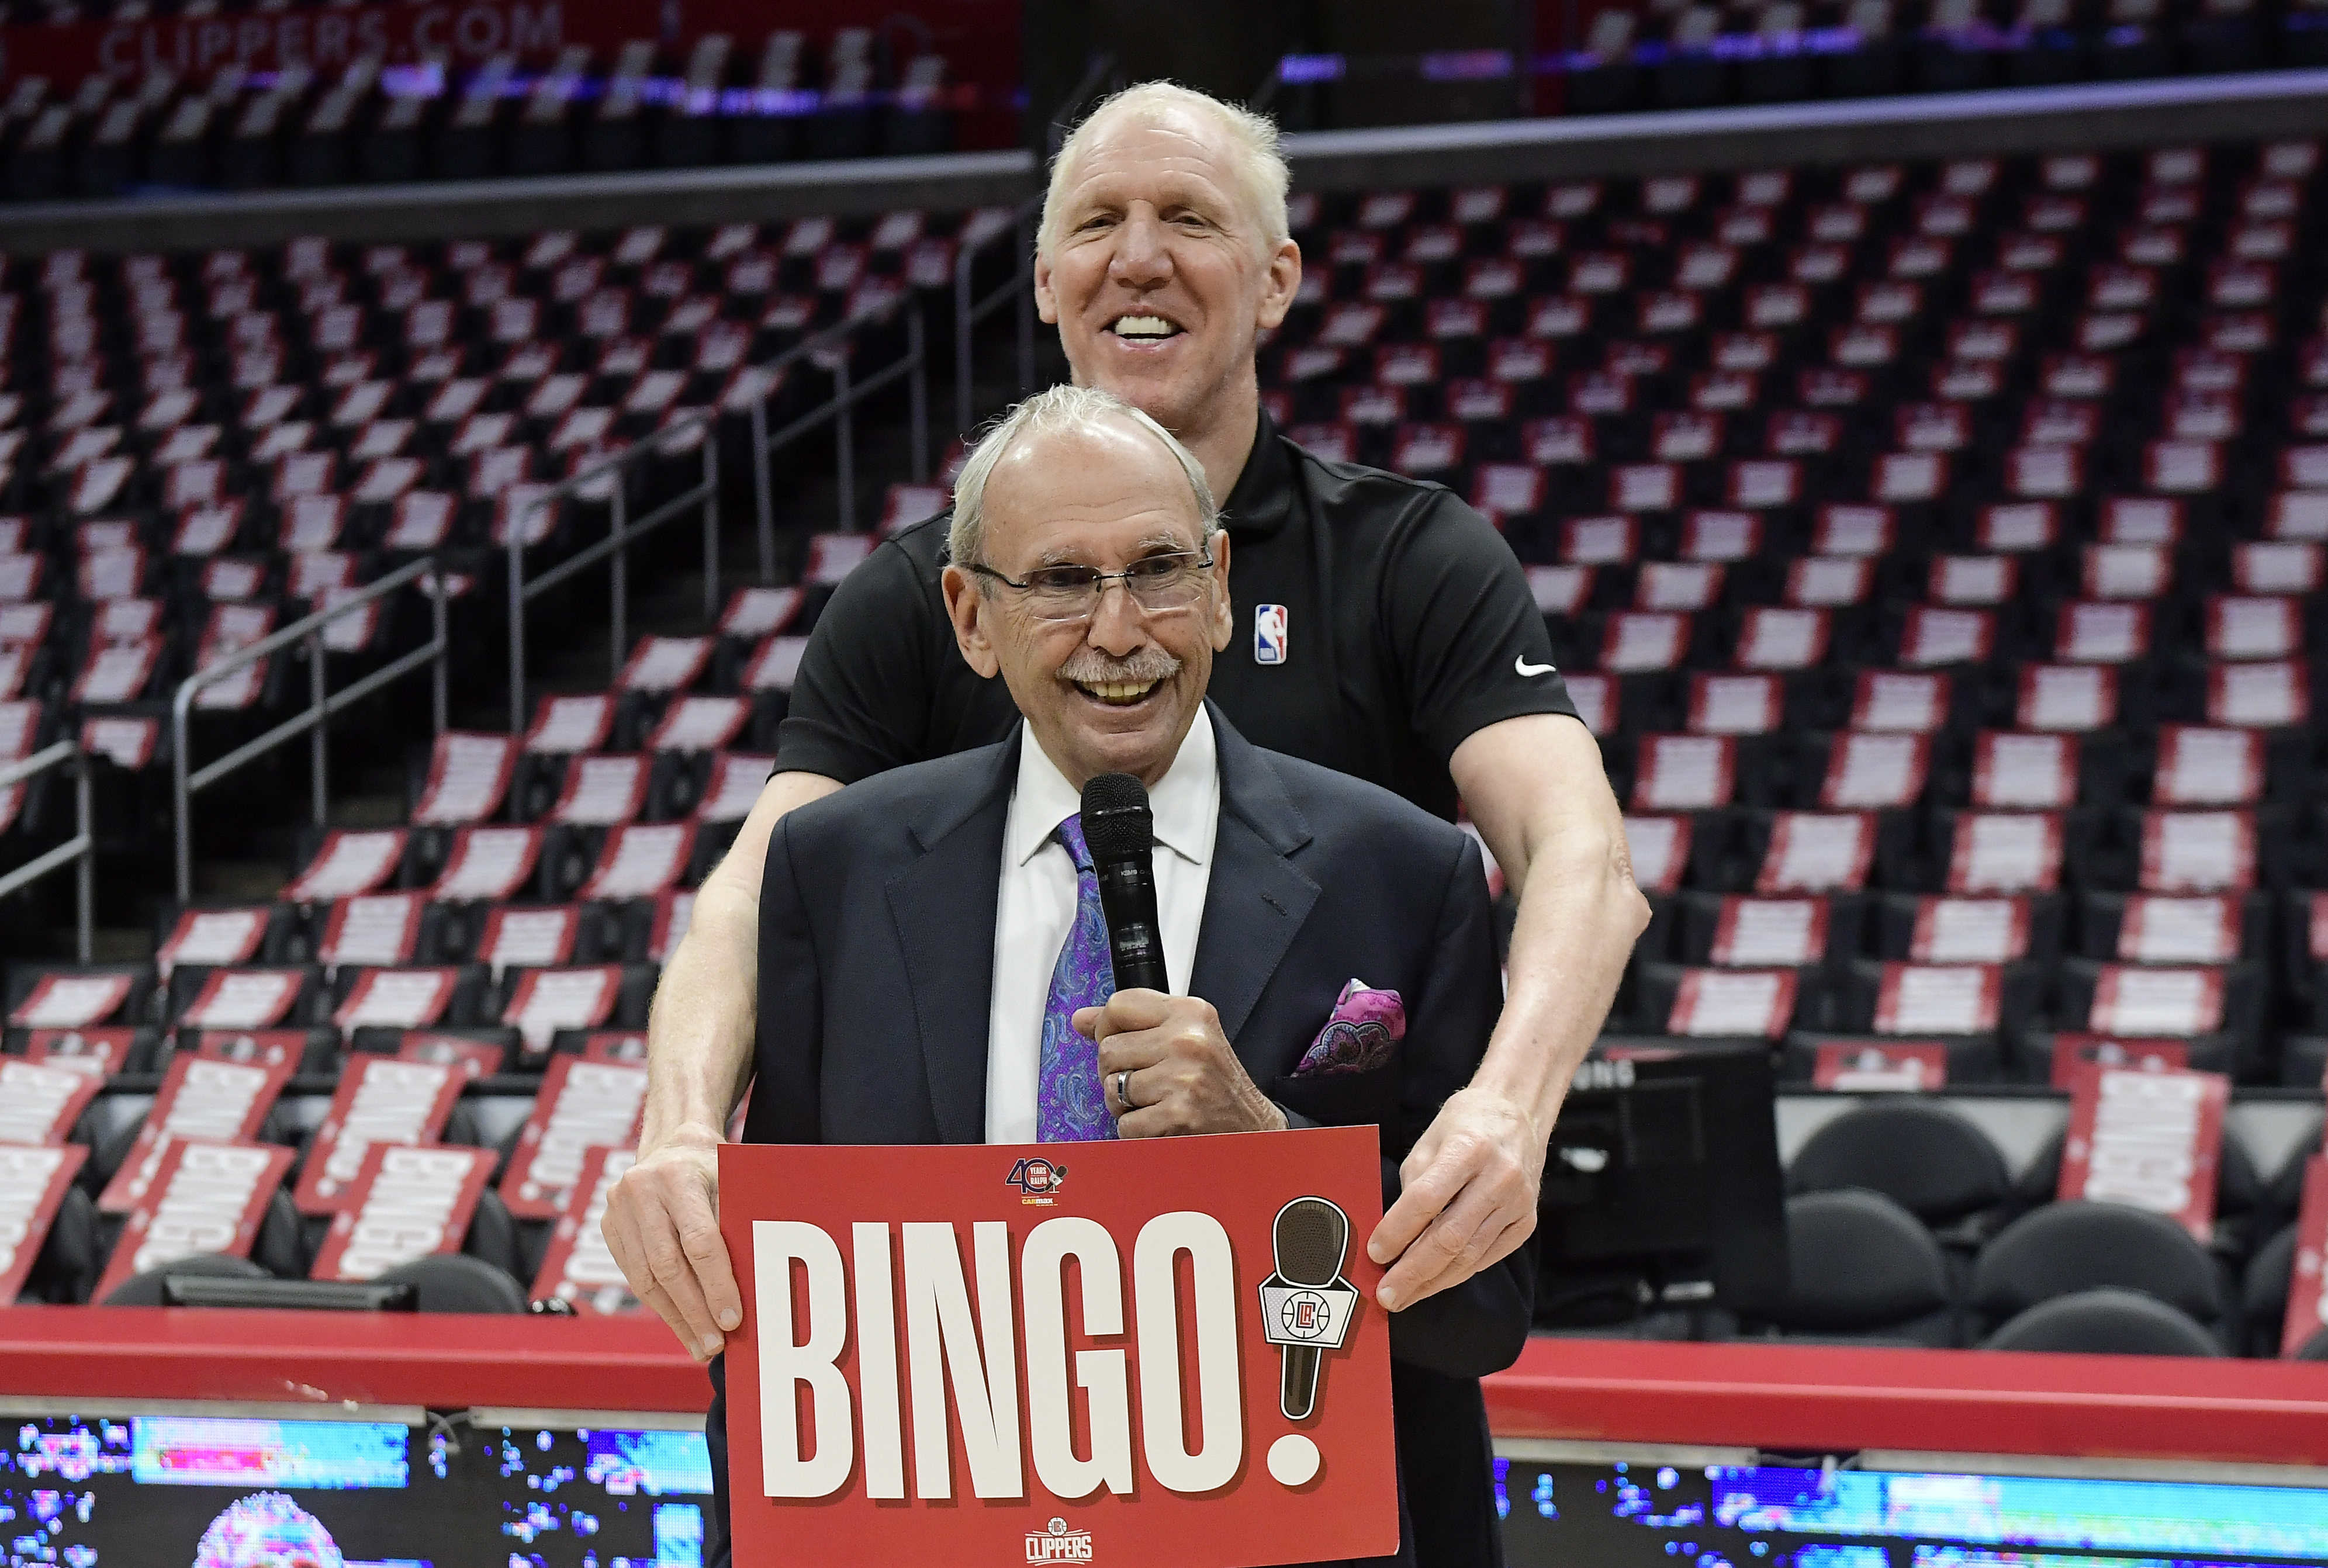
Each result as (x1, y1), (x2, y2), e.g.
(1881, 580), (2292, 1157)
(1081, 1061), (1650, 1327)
(953, 192), (1045, 438)
(503, 420), (721, 738)
(172, 555), (451, 902)
(744, 290), (932, 578)
(0, 741), (93, 961)
(503, 291), (929, 735)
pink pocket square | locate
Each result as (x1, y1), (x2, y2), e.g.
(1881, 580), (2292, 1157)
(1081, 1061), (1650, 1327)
(1296, 979), (1406, 1076)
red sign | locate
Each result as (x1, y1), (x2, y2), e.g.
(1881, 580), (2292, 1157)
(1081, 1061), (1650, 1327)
(2057, 1066), (2229, 1241)
(293, 1055), (465, 1216)
(1812, 1043), (1948, 1092)
(2284, 1155), (2328, 1357)
(498, 1056), (646, 1219)
(0, 1056), (104, 1145)
(95, 1139), (295, 1301)
(0, 1145), (89, 1306)
(20, 1027), (136, 1079)
(531, 1145), (639, 1313)
(719, 1127), (1398, 1568)
(2048, 1034), (2189, 1090)
(310, 1144), (494, 1282)
(97, 1053), (295, 1214)
(580, 1030), (649, 1064)
(192, 1027), (310, 1070)
(395, 1032), (507, 1079)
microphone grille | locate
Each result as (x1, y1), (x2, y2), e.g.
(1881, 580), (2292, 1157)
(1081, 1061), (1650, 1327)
(1080, 773), (1153, 865)
(1272, 1197), (1349, 1288)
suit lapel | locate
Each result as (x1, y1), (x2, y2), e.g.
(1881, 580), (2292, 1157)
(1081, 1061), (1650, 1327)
(1190, 706), (1320, 1050)
(885, 738), (1017, 1144)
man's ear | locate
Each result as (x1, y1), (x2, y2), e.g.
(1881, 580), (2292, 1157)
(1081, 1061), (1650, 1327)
(942, 563), (1003, 678)
(1033, 248), (1060, 326)
(1207, 531), (1234, 653)
(1253, 240), (1302, 331)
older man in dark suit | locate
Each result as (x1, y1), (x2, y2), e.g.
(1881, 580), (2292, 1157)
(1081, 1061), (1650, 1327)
(706, 384), (1531, 1568)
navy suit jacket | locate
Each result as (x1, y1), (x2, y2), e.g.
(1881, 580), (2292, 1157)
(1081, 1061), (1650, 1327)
(708, 705), (1531, 1567)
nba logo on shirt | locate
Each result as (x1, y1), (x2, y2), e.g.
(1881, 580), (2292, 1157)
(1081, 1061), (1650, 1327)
(1254, 604), (1289, 665)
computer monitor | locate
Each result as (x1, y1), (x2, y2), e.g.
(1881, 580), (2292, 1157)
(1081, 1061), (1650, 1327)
(0, 1410), (712, 1566)
(1534, 1043), (1791, 1326)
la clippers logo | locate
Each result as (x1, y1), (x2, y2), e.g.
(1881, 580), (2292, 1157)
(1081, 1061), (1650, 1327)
(1005, 1156), (1067, 1206)
(1026, 1518), (1094, 1563)
(1254, 604), (1289, 665)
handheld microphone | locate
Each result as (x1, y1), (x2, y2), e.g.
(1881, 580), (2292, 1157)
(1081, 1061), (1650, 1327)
(1270, 1197), (1351, 1421)
(1080, 773), (1170, 993)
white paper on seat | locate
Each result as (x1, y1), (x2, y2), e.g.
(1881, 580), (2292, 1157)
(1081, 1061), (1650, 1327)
(321, 893), (423, 968)
(1911, 898), (2030, 964)
(2121, 896), (2239, 964)
(334, 969), (456, 1030)
(1975, 732), (2075, 809)
(553, 756), (646, 825)
(745, 635), (811, 691)
(1565, 674), (1615, 736)
(1932, 555), (2015, 605)
(1823, 732), (1928, 808)
(1852, 671), (1949, 733)
(1875, 964), (2001, 1034)
(2058, 601), (2148, 663)
(526, 694), (613, 754)
(1900, 608), (1994, 667)
(651, 696), (747, 754)
(1735, 608), (1827, 670)
(2090, 967), (2225, 1036)
(1690, 675), (1780, 735)
(697, 755), (777, 823)
(1787, 556), (1873, 607)
(2207, 596), (2299, 661)
(1526, 566), (1592, 617)
(1669, 968), (1794, 1038)
(1622, 815), (1691, 894)
(434, 828), (545, 902)
(503, 967), (620, 1055)
(2156, 726), (2262, 806)
(181, 970), (300, 1030)
(2208, 661), (2308, 728)
(1947, 812), (2062, 894)
(479, 908), (580, 974)
(1758, 812), (1873, 892)
(583, 823), (693, 900)
(1635, 735), (1735, 811)
(157, 909), (267, 979)
(286, 830), (407, 902)
(2140, 811), (2255, 892)
(1603, 612), (1687, 673)
(1713, 898), (1827, 967)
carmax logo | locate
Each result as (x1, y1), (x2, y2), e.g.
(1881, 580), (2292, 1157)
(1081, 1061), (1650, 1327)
(1026, 1517), (1094, 1563)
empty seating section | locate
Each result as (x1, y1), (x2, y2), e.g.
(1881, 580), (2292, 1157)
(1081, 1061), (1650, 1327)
(7, 137), (2328, 1359)
(1254, 145), (2328, 1092)
(0, 24), (962, 202)
(1558, 0), (2324, 115)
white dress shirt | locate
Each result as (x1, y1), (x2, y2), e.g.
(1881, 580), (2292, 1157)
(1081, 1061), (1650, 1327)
(983, 709), (1220, 1144)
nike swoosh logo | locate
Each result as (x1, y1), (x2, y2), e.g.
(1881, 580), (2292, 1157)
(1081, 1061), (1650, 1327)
(1516, 656), (1557, 677)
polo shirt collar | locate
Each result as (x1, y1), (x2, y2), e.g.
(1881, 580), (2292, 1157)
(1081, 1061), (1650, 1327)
(1220, 407), (1295, 544)
(1007, 708), (1219, 870)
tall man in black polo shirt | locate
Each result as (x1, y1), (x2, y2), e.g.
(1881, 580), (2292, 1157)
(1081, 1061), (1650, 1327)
(606, 80), (1650, 1566)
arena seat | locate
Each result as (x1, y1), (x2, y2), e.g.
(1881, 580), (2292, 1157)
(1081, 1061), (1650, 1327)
(1786, 1100), (2013, 1230)
(1757, 1189), (1958, 1347)
(1968, 1202), (2234, 1349)
(1982, 1287), (2227, 1356)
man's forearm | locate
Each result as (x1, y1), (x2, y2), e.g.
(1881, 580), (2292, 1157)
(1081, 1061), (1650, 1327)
(641, 882), (761, 1153)
(1449, 712), (1649, 1134)
(1475, 823), (1648, 1128)
(641, 770), (842, 1155)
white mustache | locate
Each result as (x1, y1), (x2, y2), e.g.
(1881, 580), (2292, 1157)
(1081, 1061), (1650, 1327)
(1057, 646), (1182, 686)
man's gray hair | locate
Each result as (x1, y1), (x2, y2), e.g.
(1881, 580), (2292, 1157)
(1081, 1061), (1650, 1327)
(947, 384), (1219, 570)
(1037, 82), (1291, 261)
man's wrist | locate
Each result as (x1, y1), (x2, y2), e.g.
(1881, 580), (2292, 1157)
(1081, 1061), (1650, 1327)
(641, 1120), (725, 1161)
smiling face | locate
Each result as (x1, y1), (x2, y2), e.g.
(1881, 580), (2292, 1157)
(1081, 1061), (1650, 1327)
(942, 417), (1233, 789)
(1034, 105), (1300, 456)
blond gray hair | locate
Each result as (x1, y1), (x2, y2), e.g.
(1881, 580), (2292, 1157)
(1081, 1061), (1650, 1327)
(947, 384), (1219, 571)
(1037, 81), (1291, 261)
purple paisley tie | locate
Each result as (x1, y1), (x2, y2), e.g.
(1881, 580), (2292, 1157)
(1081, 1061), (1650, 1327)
(1037, 814), (1118, 1142)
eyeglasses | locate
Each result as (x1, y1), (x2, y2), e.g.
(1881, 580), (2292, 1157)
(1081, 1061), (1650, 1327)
(968, 549), (1216, 622)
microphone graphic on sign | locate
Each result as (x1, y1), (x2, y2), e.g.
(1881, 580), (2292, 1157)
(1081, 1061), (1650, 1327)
(1258, 1197), (1360, 1421)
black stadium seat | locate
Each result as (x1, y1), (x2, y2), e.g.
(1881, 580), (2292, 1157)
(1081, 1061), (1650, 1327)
(1787, 1100), (2012, 1231)
(1968, 1202), (2233, 1349)
(1758, 1189), (1957, 1347)
(1983, 1287), (2227, 1356)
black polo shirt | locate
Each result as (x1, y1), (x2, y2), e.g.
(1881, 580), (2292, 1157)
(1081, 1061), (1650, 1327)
(776, 410), (1577, 821)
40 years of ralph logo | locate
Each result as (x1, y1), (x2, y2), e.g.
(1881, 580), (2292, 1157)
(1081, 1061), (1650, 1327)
(1027, 1518), (1096, 1563)
(1005, 1156), (1067, 1206)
